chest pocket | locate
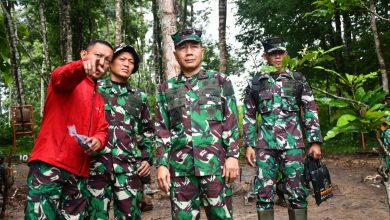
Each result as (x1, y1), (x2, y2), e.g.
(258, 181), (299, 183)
(124, 93), (143, 119)
(281, 79), (299, 112)
(199, 78), (222, 121)
(258, 79), (273, 114)
(166, 87), (186, 127)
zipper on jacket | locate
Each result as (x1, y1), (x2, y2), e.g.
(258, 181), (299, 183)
(79, 81), (96, 175)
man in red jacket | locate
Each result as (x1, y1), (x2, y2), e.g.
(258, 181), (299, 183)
(25, 40), (113, 219)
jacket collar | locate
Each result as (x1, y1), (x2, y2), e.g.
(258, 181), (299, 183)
(103, 79), (136, 93)
(175, 69), (208, 84)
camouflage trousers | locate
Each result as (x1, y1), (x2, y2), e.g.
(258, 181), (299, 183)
(254, 149), (310, 210)
(86, 171), (142, 220)
(25, 161), (89, 220)
(170, 175), (233, 220)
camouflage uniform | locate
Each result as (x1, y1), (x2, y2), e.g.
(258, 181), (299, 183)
(155, 70), (240, 220)
(243, 71), (323, 210)
(25, 162), (89, 220)
(87, 79), (154, 219)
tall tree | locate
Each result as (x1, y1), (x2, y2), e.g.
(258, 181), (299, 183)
(115, 0), (123, 45)
(152, 0), (164, 84)
(370, 0), (388, 92)
(39, 0), (50, 116)
(59, 0), (72, 63)
(182, 0), (188, 28)
(159, 0), (179, 79)
(219, 0), (228, 73)
(39, 0), (51, 77)
(1, 0), (25, 105)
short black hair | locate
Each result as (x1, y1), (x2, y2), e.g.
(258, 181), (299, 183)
(85, 40), (113, 51)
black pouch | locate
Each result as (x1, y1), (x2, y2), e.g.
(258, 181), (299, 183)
(304, 154), (333, 206)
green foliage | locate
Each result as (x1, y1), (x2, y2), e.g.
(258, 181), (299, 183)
(315, 69), (387, 140)
(202, 41), (245, 75)
(307, 0), (363, 18)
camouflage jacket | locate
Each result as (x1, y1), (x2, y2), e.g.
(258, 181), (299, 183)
(91, 79), (155, 174)
(243, 71), (322, 150)
(155, 70), (240, 177)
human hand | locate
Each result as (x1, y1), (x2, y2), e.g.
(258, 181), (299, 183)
(246, 147), (256, 167)
(222, 157), (239, 183)
(157, 165), (171, 193)
(138, 161), (151, 177)
(82, 56), (105, 78)
(84, 137), (101, 155)
(308, 143), (321, 159)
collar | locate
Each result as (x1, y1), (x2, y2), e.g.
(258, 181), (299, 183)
(175, 69), (208, 84)
(103, 79), (136, 93)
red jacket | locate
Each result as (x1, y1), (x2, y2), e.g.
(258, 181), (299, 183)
(29, 59), (108, 177)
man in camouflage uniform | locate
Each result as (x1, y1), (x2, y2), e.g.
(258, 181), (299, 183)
(87, 43), (155, 219)
(243, 37), (323, 220)
(155, 28), (240, 220)
(25, 40), (112, 219)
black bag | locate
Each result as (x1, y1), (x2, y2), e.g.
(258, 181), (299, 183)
(304, 154), (333, 206)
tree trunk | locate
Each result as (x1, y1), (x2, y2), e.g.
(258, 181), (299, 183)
(182, 0), (188, 28)
(59, 0), (72, 63)
(219, 0), (228, 73)
(190, 0), (194, 27)
(39, 0), (51, 79)
(370, 1), (388, 92)
(115, 0), (123, 45)
(1, 0), (25, 106)
(153, 0), (164, 84)
(334, 11), (344, 74)
(342, 11), (352, 73)
(159, 0), (179, 80)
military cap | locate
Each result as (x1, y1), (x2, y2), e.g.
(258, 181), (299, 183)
(113, 43), (140, 73)
(385, 93), (390, 100)
(171, 28), (202, 47)
(262, 37), (286, 53)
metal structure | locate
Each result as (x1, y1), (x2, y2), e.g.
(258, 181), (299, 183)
(11, 105), (36, 153)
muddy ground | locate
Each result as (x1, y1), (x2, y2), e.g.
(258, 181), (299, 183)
(4, 153), (390, 219)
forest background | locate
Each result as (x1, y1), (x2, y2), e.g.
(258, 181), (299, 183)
(0, 0), (389, 156)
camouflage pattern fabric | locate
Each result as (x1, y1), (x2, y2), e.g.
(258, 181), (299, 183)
(381, 116), (390, 169)
(170, 175), (233, 220)
(243, 71), (322, 211)
(25, 161), (88, 220)
(243, 72), (322, 150)
(87, 79), (154, 219)
(254, 149), (310, 210)
(155, 70), (240, 177)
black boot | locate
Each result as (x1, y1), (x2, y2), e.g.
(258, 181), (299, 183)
(257, 209), (274, 220)
(288, 208), (307, 220)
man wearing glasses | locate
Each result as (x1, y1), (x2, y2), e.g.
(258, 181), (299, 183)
(86, 43), (154, 219)
(155, 28), (240, 220)
(25, 40), (113, 219)
(243, 37), (322, 220)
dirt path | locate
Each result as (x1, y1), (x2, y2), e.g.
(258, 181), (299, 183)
(5, 153), (390, 219)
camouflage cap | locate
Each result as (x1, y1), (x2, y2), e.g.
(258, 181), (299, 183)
(385, 93), (390, 100)
(113, 43), (140, 73)
(171, 28), (202, 47)
(262, 37), (286, 53)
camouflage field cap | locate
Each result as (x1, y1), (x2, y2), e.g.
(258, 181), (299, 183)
(113, 43), (140, 73)
(262, 37), (286, 53)
(171, 28), (202, 47)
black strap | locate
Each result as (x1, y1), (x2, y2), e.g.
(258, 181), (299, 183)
(292, 71), (304, 107)
(250, 73), (262, 112)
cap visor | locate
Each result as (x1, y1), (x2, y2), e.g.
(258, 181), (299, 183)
(176, 39), (201, 47)
(266, 47), (286, 53)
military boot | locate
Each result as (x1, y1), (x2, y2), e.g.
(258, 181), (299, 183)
(257, 209), (274, 220)
(288, 208), (307, 220)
